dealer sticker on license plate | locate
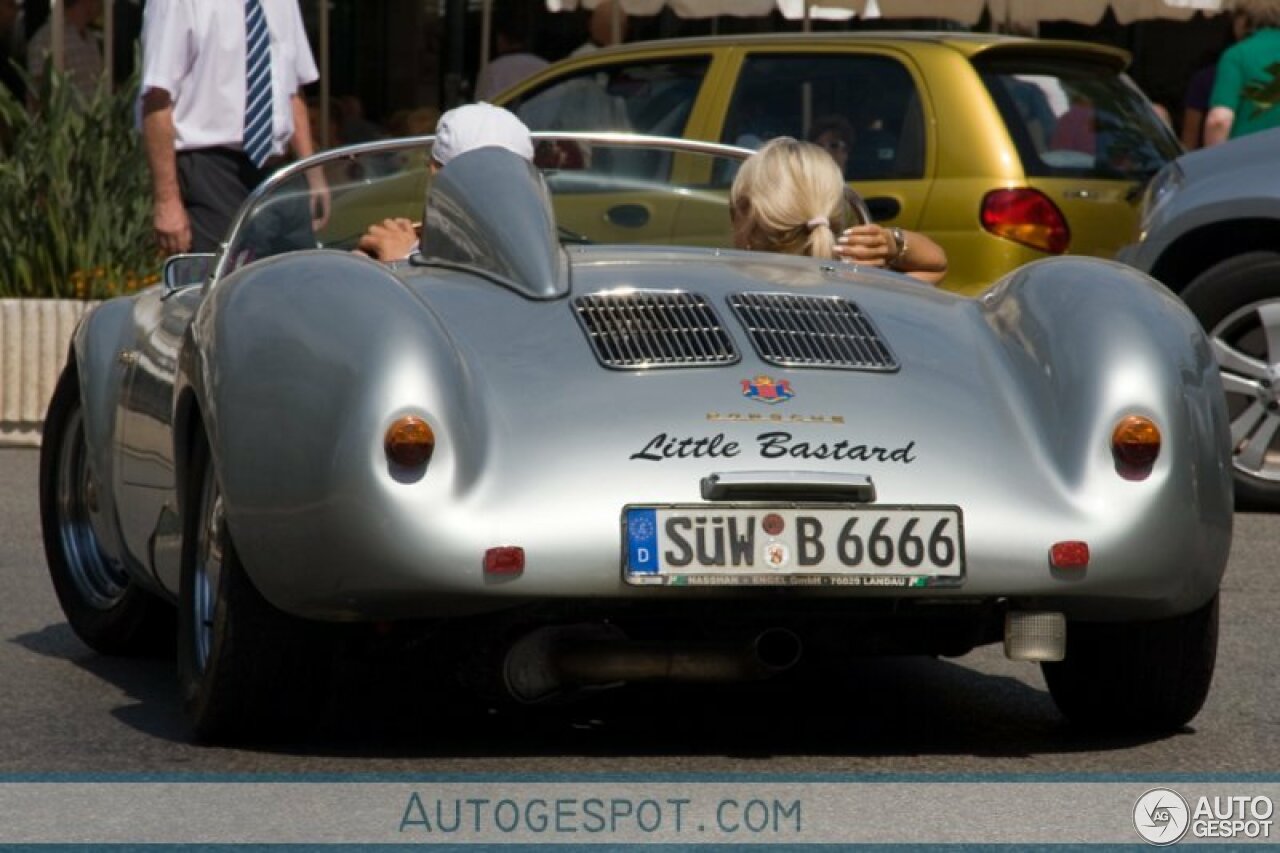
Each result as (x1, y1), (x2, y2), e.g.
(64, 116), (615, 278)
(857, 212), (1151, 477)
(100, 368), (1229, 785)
(623, 505), (964, 587)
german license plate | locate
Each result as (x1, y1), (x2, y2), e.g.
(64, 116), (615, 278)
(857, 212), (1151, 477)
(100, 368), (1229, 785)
(623, 505), (964, 587)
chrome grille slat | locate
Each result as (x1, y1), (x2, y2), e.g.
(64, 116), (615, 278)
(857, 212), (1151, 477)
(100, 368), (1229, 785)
(759, 297), (792, 361)
(662, 297), (697, 361)
(791, 300), (827, 362)
(574, 291), (739, 369)
(728, 292), (898, 371)
(674, 298), (714, 359)
(627, 299), (657, 362)
(809, 300), (858, 363)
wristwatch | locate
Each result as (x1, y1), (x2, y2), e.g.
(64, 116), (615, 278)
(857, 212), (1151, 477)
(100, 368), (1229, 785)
(888, 227), (908, 269)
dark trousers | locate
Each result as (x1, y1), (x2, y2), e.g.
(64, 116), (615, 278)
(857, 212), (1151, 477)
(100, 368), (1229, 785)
(177, 147), (315, 258)
(177, 147), (272, 253)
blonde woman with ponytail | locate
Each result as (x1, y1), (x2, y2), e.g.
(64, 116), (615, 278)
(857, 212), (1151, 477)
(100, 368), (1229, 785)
(729, 137), (947, 285)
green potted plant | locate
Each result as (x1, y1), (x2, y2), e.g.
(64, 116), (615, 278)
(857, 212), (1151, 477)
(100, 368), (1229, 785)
(0, 66), (159, 444)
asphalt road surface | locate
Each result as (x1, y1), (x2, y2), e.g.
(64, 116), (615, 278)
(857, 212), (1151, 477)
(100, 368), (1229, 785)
(3, 445), (1279, 774)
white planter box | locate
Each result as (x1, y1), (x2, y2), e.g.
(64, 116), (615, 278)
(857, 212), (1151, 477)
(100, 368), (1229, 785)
(0, 298), (99, 447)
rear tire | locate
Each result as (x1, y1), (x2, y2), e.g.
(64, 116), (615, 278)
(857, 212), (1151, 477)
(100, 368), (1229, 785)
(1181, 251), (1280, 509)
(40, 364), (172, 655)
(1042, 594), (1218, 734)
(177, 435), (329, 741)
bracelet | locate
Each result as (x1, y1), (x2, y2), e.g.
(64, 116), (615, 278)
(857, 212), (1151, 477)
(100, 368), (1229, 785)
(888, 226), (908, 269)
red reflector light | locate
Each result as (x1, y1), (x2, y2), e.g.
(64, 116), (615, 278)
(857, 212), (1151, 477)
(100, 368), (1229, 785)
(981, 188), (1070, 254)
(484, 546), (525, 575)
(1050, 541), (1090, 569)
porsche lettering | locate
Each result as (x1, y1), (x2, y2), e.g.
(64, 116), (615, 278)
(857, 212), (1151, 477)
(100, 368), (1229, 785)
(706, 412), (845, 424)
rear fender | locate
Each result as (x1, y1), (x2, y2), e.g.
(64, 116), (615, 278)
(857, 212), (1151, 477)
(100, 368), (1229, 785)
(194, 250), (485, 601)
(980, 256), (1232, 604)
(982, 257), (1230, 479)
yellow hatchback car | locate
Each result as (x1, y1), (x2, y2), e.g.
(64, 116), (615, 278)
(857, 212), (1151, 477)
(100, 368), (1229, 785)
(496, 32), (1180, 294)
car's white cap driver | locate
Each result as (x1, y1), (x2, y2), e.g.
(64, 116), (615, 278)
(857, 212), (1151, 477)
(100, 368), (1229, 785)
(359, 103), (534, 261)
(431, 102), (534, 167)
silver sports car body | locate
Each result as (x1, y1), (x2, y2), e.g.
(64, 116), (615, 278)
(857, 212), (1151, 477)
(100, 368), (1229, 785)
(42, 134), (1232, 740)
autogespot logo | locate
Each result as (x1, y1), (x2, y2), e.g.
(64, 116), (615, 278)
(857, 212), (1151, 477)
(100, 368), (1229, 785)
(1134, 788), (1191, 845)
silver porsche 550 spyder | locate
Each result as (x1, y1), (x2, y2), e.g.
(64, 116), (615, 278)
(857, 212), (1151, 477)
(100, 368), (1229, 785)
(42, 134), (1232, 741)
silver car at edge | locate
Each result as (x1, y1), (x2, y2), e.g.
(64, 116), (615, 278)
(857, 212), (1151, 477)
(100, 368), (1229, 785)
(1119, 126), (1280, 509)
(41, 134), (1231, 742)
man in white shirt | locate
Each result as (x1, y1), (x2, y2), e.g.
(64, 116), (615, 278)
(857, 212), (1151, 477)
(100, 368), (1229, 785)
(140, 0), (327, 255)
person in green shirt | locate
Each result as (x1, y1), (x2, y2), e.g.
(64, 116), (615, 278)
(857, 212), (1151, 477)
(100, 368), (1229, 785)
(1205, 0), (1280, 144)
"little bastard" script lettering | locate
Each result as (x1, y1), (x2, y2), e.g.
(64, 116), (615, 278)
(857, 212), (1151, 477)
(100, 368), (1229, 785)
(629, 431), (917, 464)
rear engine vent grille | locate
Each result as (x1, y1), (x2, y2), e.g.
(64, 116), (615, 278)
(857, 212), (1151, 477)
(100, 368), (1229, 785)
(728, 292), (898, 371)
(574, 291), (739, 369)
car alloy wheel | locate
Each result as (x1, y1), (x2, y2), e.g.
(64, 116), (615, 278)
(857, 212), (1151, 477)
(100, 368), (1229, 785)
(1181, 251), (1280, 508)
(40, 364), (171, 655)
(1210, 300), (1280, 484)
(54, 406), (129, 610)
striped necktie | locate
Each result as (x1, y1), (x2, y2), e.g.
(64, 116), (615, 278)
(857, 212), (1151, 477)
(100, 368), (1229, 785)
(243, 0), (274, 168)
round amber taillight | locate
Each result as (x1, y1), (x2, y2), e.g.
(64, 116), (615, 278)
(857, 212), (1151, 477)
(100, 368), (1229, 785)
(1112, 415), (1161, 476)
(385, 416), (435, 468)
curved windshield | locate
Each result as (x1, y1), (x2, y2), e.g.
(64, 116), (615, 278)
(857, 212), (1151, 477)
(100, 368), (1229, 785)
(217, 134), (773, 279)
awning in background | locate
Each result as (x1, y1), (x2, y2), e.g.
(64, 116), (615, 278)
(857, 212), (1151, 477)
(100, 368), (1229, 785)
(859, 0), (1226, 26)
(544, 0), (1226, 26)
(545, 0), (777, 16)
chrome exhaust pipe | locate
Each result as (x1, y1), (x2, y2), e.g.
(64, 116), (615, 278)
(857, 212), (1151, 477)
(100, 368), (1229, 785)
(503, 625), (803, 703)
